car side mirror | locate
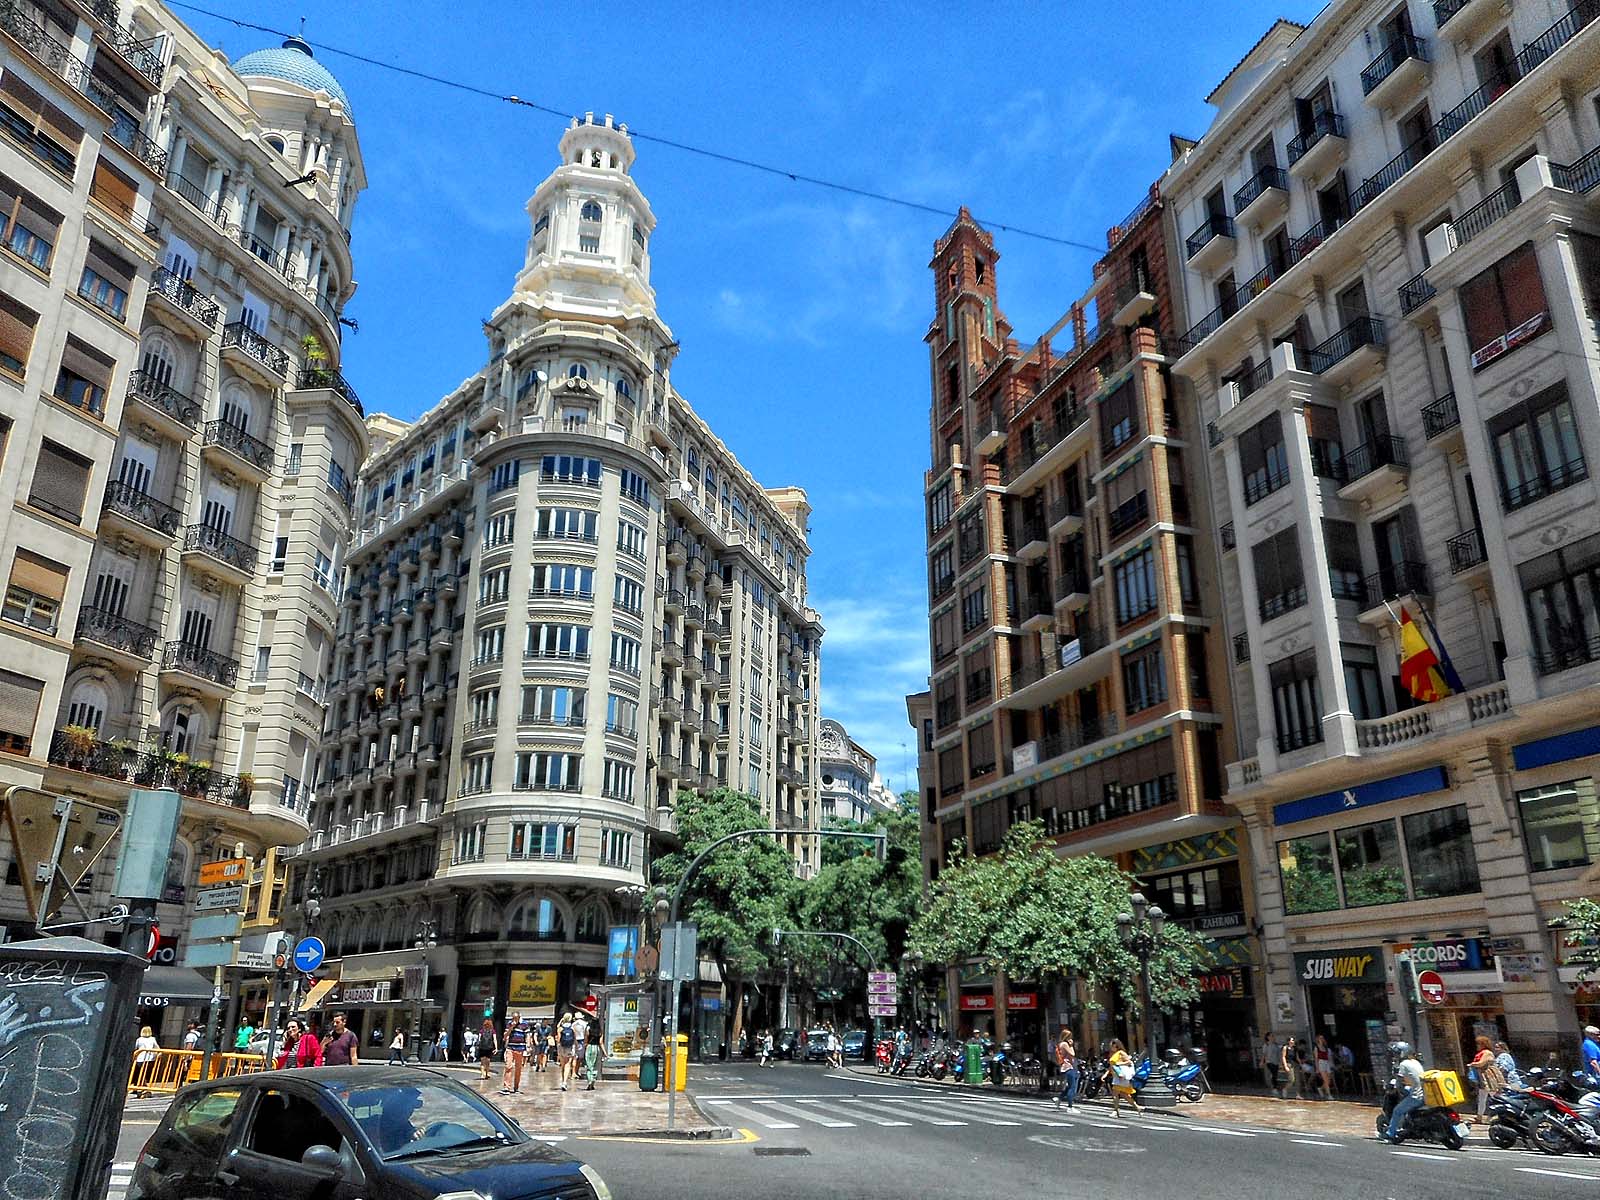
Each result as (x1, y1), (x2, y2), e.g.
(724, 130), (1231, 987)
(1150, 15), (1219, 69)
(300, 1145), (342, 1175)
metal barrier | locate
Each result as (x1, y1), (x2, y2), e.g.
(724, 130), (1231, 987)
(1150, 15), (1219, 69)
(127, 1049), (267, 1095)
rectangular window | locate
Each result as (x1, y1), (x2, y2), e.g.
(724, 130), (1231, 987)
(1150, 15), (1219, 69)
(479, 567), (511, 606)
(605, 692), (638, 735)
(0, 293), (38, 376)
(28, 439), (91, 523)
(613, 575), (644, 616)
(78, 242), (132, 318)
(53, 336), (112, 418)
(1306, 404), (1343, 480)
(0, 667), (42, 754)
(616, 521), (648, 562)
(483, 511), (515, 547)
(312, 550), (333, 592)
(520, 684), (586, 725)
(526, 622), (590, 660)
(1403, 805), (1481, 898)
(1490, 383), (1586, 511)
(1460, 242), (1550, 368)
(1519, 529), (1600, 674)
(619, 468), (650, 506)
(488, 459), (521, 494)
(928, 483), (952, 533)
(602, 759), (636, 801)
(1121, 644), (1166, 713)
(541, 454), (602, 486)
(1324, 519), (1363, 601)
(454, 819), (486, 859)
(0, 175), (60, 272)
(1100, 379), (1138, 455)
(1342, 642), (1385, 720)
(930, 544), (955, 596)
(960, 582), (989, 634)
(600, 829), (633, 868)
(1238, 413), (1290, 506)
(1517, 778), (1600, 871)
(529, 563), (594, 598)
(1113, 546), (1159, 624)
(1175, 535), (1199, 606)
(3, 549), (66, 634)
(1335, 818), (1408, 907)
(610, 632), (641, 674)
(1253, 529), (1306, 620)
(1278, 832), (1338, 914)
(510, 821), (576, 860)
(967, 721), (995, 777)
(937, 743), (963, 797)
(473, 626), (505, 665)
(1269, 648), (1322, 753)
(514, 751), (581, 791)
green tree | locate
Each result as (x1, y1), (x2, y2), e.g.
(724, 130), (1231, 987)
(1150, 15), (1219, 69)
(908, 821), (1203, 1016)
(650, 788), (797, 1047)
(1560, 897), (1600, 979)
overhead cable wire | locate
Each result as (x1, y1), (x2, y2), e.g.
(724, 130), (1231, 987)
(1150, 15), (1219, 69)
(166, 1), (1108, 254)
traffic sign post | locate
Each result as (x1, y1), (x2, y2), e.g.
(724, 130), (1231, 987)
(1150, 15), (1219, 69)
(1418, 969), (1447, 1006)
(293, 936), (326, 974)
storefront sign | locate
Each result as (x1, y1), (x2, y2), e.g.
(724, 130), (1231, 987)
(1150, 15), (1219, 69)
(1195, 968), (1247, 998)
(341, 981), (390, 1004)
(1470, 311), (1548, 370)
(1273, 767), (1447, 827)
(1012, 742), (1039, 772)
(1059, 639), (1082, 668)
(1498, 953), (1546, 983)
(1293, 946), (1384, 985)
(1194, 911), (1246, 935)
(958, 993), (1039, 1011)
(1394, 937), (1493, 973)
(508, 969), (558, 1005)
(960, 994), (994, 1011)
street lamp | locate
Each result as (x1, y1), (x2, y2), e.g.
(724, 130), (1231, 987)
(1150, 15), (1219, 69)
(410, 917), (438, 1063)
(1116, 891), (1166, 1067)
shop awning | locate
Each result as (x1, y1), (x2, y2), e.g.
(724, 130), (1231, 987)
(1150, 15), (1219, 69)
(139, 965), (215, 1005)
(297, 979), (339, 1011)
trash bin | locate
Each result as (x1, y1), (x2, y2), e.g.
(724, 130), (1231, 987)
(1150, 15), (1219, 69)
(965, 1040), (983, 1087)
(639, 1052), (660, 1092)
(666, 1034), (689, 1092)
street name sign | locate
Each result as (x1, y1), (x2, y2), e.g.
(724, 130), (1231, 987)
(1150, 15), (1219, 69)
(195, 885), (244, 911)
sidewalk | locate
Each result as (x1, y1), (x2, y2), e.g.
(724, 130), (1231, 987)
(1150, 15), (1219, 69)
(453, 1060), (716, 1136)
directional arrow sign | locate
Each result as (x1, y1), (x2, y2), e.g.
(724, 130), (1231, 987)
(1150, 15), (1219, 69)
(293, 936), (326, 973)
(867, 971), (897, 985)
(867, 1004), (898, 1017)
(867, 980), (897, 996)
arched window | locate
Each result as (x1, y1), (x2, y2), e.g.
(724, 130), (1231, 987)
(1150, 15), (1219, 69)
(580, 200), (602, 222)
(140, 330), (178, 387)
(220, 380), (256, 433)
(160, 702), (205, 755)
(264, 134), (286, 155)
(574, 901), (608, 945)
(616, 376), (632, 401)
(507, 895), (565, 942)
(567, 362), (588, 380)
(464, 894), (497, 940)
(65, 678), (111, 733)
(382, 910), (405, 949)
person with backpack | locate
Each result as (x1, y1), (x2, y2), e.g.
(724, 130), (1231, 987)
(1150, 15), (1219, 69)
(557, 1013), (578, 1090)
(476, 1018), (498, 1082)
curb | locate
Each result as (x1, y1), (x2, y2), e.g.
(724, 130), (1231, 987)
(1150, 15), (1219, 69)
(581, 1125), (738, 1141)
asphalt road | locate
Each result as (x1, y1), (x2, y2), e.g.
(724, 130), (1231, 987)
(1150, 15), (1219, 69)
(108, 1064), (1600, 1199)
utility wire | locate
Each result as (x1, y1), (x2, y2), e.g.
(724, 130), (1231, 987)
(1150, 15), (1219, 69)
(166, 1), (1107, 255)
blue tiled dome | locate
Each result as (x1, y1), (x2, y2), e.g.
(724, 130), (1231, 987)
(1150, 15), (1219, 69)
(233, 36), (350, 111)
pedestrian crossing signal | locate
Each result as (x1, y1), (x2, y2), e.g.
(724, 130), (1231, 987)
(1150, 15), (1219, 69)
(484, 1001), (493, 1017)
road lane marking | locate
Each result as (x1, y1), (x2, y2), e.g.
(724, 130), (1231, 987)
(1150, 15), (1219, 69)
(1516, 1167), (1600, 1181)
(1182, 1126), (1256, 1137)
(1292, 1139), (1341, 1147)
(812, 1100), (910, 1126)
(701, 1100), (799, 1129)
(1389, 1150), (1456, 1162)
(851, 1100), (965, 1126)
(902, 1098), (1021, 1126)
(755, 1100), (856, 1128)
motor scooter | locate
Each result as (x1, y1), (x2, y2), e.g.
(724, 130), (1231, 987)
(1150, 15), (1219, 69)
(1376, 1075), (1468, 1150)
(1523, 1069), (1600, 1155)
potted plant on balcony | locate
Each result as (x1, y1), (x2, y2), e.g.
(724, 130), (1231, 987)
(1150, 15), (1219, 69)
(300, 333), (332, 388)
(236, 772), (255, 804)
(59, 724), (99, 769)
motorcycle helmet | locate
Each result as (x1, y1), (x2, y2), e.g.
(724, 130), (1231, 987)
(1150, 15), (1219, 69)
(1387, 1041), (1412, 1060)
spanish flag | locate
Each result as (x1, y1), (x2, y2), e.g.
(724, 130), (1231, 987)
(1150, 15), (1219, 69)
(1398, 606), (1452, 703)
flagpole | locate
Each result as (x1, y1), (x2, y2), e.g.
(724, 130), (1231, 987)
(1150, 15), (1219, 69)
(1415, 599), (1466, 694)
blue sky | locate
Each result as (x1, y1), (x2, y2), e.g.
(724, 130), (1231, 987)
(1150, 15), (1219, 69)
(184, 0), (1301, 792)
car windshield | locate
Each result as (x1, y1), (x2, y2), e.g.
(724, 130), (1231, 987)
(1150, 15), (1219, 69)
(339, 1082), (521, 1161)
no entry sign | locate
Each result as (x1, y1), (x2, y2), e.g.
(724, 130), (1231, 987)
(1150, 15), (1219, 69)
(1417, 969), (1447, 1005)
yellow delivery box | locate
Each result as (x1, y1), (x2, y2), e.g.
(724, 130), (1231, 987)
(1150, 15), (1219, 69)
(1422, 1069), (1465, 1108)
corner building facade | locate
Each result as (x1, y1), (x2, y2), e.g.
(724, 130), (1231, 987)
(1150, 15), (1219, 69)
(1165, 1), (1600, 1073)
(297, 115), (822, 1046)
(921, 199), (1252, 1069)
(0, 0), (367, 1031)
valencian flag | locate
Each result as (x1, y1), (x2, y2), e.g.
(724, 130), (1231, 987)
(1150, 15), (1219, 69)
(1398, 606), (1452, 703)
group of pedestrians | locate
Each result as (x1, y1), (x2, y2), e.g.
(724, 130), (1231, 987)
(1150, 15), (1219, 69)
(1258, 1032), (1351, 1099)
(485, 1010), (603, 1095)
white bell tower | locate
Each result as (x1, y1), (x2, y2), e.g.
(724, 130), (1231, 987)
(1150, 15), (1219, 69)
(512, 112), (659, 322)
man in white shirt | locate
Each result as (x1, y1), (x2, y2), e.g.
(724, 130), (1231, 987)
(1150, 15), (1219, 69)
(1384, 1042), (1427, 1141)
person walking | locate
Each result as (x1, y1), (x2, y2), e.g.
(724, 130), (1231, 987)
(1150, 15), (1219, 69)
(1494, 1041), (1524, 1091)
(556, 1013), (578, 1091)
(828, 1025), (842, 1069)
(532, 1020), (548, 1072)
(435, 1027), (449, 1063)
(1053, 1028), (1080, 1111)
(1279, 1036), (1301, 1099)
(274, 1020), (301, 1070)
(1258, 1033), (1281, 1096)
(572, 1012), (591, 1090)
(131, 1025), (160, 1096)
(233, 1020), (254, 1052)
(321, 1012), (360, 1066)
(476, 1019), (498, 1082)
(293, 1019), (324, 1067)
(583, 1016), (602, 1090)
(182, 1021), (202, 1052)
(760, 1029), (775, 1067)
(502, 1014), (529, 1095)
(1582, 1025), (1600, 1078)
(1469, 1035), (1507, 1121)
(1106, 1038), (1142, 1117)
(388, 1029), (406, 1063)
(1314, 1035), (1334, 1099)
(463, 1026), (478, 1062)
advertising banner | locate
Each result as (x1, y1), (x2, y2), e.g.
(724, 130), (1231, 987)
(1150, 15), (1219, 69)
(508, 969), (558, 1005)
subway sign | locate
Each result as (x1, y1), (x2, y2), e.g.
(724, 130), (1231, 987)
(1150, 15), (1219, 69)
(1293, 946), (1384, 985)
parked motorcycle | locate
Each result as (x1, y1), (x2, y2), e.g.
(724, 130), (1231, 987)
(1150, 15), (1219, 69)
(1153, 1049), (1207, 1103)
(1376, 1075), (1468, 1150)
(1523, 1069), (1600, 1155)
(1487, 1087), (1567, 1153)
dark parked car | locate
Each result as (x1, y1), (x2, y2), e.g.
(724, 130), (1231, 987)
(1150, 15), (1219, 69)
(776, 1028), (799, 1059)
(803, 1028), (832, 1063)
(842, 1029), (868, 1061)
(127, 1066), (611, 1200)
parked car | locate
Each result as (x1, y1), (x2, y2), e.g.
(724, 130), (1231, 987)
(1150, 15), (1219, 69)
(127, 1065), (612, 1200)
(775, 1028), (800, 1060)
(803, 1028), (832, 1063)
(842, 1029), (868, 1061)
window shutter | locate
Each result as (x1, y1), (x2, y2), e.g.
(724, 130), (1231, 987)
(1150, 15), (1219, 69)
(36, 98), (82, 149)
(83, 242), (134, 288)
(28, 440), (90, 523)
(90, 157), (136, 219)
(0, 669), (42, 742)
(0, 296), (37, 369)
(0, 73), (43, 128)
(9, 549), (67, 602)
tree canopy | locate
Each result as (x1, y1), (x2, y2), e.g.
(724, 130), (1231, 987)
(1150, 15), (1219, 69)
(908, 820), (1204, 1011)
(790, 806), (922, 977)
(1561, 897), (1600, 979)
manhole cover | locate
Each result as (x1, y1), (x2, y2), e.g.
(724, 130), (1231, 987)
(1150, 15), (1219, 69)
(754, 1147), (812, 1157)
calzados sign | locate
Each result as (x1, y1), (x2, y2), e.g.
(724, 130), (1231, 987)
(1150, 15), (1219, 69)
(1293, 946), (1384, 984)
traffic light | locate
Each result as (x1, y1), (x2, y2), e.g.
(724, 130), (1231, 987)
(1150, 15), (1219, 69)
(272, 935), (289, 971)
(483, 1001), (493, 1018)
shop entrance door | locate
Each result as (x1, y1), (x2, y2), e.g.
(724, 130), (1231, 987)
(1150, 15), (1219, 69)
(1306, 983), (1387, 1095)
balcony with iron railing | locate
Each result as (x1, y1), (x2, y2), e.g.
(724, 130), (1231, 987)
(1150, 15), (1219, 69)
(1286, 111), (1346, 168)
(1360, 32), (1428, 96)
(0, 2), (114, 114)
(1351, 130), (1435, 210)
(1337, 435), (1408, 487)
(1398, 271), (1437, 316)
(1447, 528), (1488, 574)
(221, 321), (290, 378)
(1220, 522), (1236, 551)
(1362, 561), (1431, 611)
(104, 110), (166, 174)
(1307, 316), (1385, 375)
(1422, 393), (1460, 439)
(1234, 164), (1289, 220)
(149, 265), (220, 328)
(1519, 0), (1600, 76)
(76, 605), (158, 659)
(1184, 212), (1235, 262)
(999, 625), (1109, 697)
(295, 365), (364, 416)
(1233, 632), (1251, 663)
(1553, 142), (1600, 194)
(1453, 178), (1521, 248)
(1259, 583), (1309, 622)
(1435, 68), (1515, 142)
(204, 419), (273, 473)
(102, 479), (180, 536)
(161, 639), (240, 688)
(1503, 456), (1588, 511)
(166, 171), (225, 224)
(47, 731), (247, 806)
(184, 522), (258, 574)
(1106, 491), (1149, 540)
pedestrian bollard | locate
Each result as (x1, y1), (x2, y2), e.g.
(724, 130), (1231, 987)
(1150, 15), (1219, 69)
(965, 1040), (983, 1087)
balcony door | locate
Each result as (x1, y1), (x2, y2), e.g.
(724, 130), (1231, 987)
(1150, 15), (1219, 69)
(163, 236), (197, 281)
(1337, 280), (1370, 328)
(90, 555), (133, 617)
(202, 481), (236, 534)
(1374, 508), (1420, 593)
(116, 438), (157, 495)
(1356, 391), (1391, 446)
(180, 595), (217, 650)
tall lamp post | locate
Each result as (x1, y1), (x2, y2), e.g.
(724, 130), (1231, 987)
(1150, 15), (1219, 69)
(410, 917), (438, 1063)
(1116, 891), (1166, 1067)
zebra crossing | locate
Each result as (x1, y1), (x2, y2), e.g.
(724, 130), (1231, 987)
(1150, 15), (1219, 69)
(699, 1089), (1138, 1134)
(106, 1162), (135, 1200)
